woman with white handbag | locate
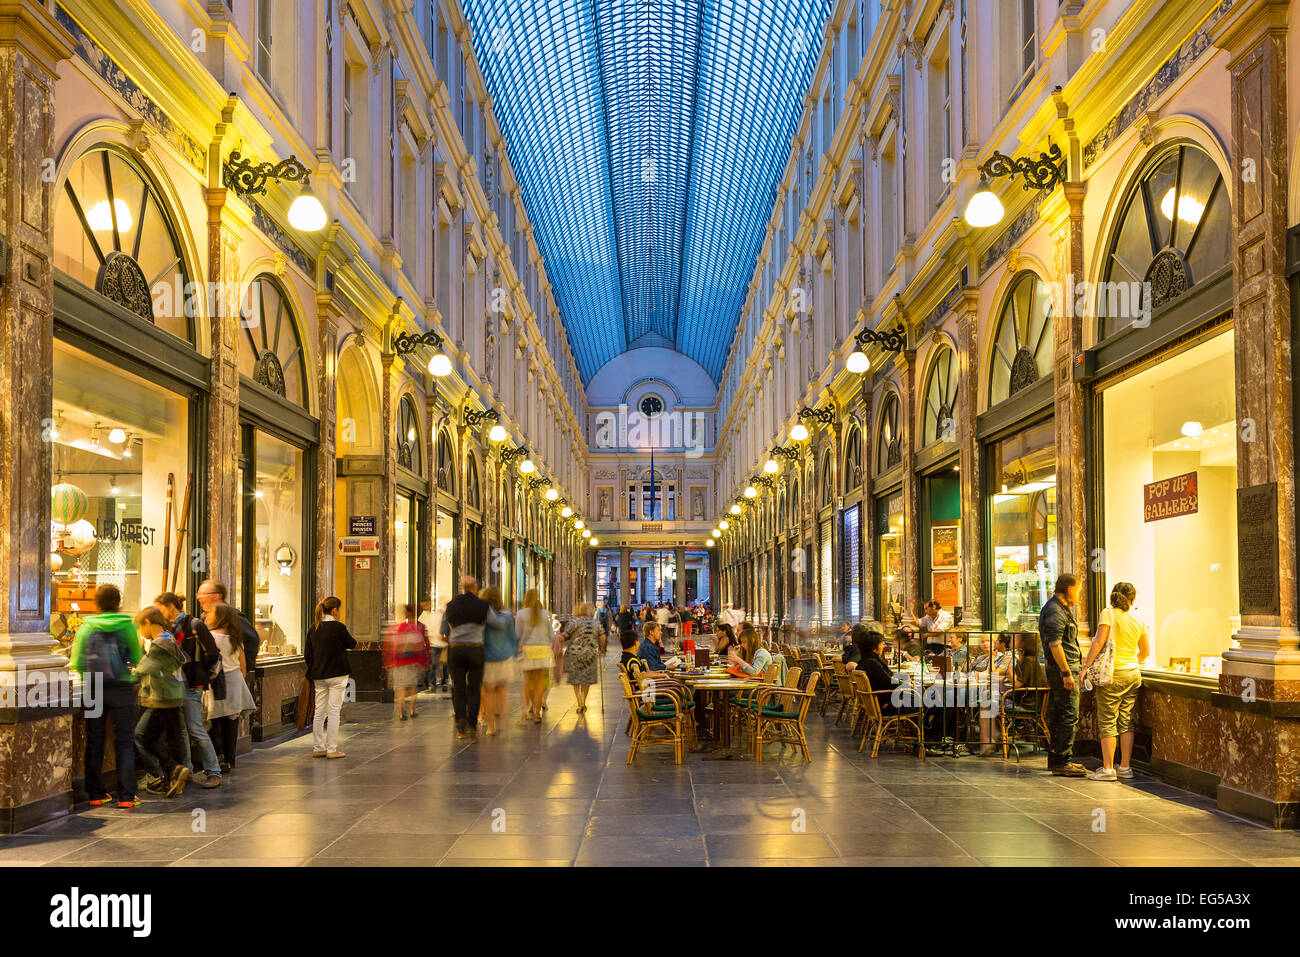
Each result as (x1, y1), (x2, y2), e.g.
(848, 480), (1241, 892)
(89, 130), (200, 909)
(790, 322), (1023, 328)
(1081, 582), (1150, 782)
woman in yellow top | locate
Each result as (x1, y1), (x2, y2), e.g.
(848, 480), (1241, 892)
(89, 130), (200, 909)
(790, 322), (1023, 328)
(1081, 582), (1150, 781)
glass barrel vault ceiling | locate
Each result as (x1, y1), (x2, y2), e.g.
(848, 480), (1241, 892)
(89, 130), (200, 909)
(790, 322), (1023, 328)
(462, 0), (831, 385)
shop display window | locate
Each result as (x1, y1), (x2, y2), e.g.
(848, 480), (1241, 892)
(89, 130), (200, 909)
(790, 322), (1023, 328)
(876, 491), (905, 623)
(239, 430), (305, 660)
(1099, 331), (1238, 675)
(49, 341), (190, 649)
(989, 420), (1057, 632)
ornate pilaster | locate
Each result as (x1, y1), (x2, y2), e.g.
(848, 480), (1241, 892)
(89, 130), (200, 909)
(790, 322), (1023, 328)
(897, 348), (921, 622)
(955, 289), (984, 629)
(1050, 179), (1090, 635)
(314, 303), (340, 598)
(379, 336), (399, 622)
(0, 0), (75, 831)
(203, 110), (252, 588)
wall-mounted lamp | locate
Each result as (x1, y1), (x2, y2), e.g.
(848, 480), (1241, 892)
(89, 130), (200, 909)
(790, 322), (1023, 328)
(963, 143), (1065, 228)
(464, 408), (501, 429)
(846, 325), (907, 374)
(789, 424), (809, 442)
(770, 446), (800, 462)
(223, 150), (326, 231)
(528, 477), (551, 492)
(797, 405), (835, 425)
(393, 329), (452, 377)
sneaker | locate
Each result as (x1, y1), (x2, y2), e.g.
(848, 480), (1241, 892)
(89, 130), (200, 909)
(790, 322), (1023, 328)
(116, 800), (135, 810)
(167, 766), (191, 797)
(326, 750), (346, 759)
(144, 775), (168, 795)
(399, 713), (408, 721)
(201, 775), (222, 789)
(88, 793), (113, 806)
(1087, 767), (1118, 782)
(1050, 762), (1088, 777)
(1115, 766), (1134, 779)
(312, 750), (329, 758)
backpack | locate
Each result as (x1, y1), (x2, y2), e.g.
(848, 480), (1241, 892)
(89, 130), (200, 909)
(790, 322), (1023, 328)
(82, 629), (127, 681)
(178, 616), (221, 688)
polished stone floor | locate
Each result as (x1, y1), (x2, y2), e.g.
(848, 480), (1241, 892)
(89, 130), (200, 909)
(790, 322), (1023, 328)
(5, 654), (1300, 867)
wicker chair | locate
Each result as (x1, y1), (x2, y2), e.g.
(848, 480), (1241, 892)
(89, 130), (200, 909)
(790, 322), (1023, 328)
(833, 661), (857, 726)
(625, 657), (698, 748)
(816, 653), (840, 715)
(1000, 684), (1051, 760)
(751, 672), (820, 762)
(618, 670), (685, 764)
(737, 666), (802, 745)
(856, 673), (925, 758)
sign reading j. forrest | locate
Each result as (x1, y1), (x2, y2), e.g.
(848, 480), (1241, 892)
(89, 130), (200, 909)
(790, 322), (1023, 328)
(1143, 471), (1198, 522)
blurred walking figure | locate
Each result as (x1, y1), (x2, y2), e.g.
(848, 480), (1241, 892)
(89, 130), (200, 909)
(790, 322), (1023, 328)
(442, 576), (503, 738)
(419, 600), (448, 692)
(479, 586), (517, 736)
(306, 596), (356, 758)
(561, 602), (603, 714)
(202, 602), (258, 771)
(517, 589), (554, 724)
(386, 604), (430, 720)
(74, 584), (142, 810)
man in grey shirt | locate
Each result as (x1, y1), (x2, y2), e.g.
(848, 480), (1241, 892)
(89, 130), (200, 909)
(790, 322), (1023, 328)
(440, 576), (504, 737)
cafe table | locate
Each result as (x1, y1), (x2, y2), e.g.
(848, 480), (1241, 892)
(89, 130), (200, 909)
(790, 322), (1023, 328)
(889, 668), (1000, 753)
(675, 673), (763, 758)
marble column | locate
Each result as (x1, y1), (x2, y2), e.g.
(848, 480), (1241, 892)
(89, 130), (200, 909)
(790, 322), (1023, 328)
(855, 386), (875, 622)
(203, 107), (252, 588)
(0, 2), (75, 831)
(424, 387), (444, 605)
(378, 343), (399, 625)
(897, 348), (921, 622)
(1050, 180), (1091, 635)
(619, 546), (630, 609)
(1209, 0), (1300, 828)
(955, 289), (984, 630)
(313, 302), (340, 599)
(674, 546), (686, 607)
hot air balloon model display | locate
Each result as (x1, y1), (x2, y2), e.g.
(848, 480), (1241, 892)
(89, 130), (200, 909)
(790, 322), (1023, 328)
(51, 483), (89, 525)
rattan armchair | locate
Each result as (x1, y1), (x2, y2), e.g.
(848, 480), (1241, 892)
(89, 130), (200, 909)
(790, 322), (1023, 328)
(619, 670), (685, 764)
(750, 672), (820, 762)
(856, 677), (924, 758)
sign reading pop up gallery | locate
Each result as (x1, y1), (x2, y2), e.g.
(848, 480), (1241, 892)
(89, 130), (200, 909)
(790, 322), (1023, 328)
(1143, 471), (1198, 522)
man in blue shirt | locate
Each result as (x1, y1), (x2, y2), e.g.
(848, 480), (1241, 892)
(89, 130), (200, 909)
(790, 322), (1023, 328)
(637, 622), (670, 672)
(1039, 573), (1086, 776)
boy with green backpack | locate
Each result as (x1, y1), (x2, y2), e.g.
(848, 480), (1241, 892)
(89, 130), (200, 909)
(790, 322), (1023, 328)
(71, 584), (143, 810)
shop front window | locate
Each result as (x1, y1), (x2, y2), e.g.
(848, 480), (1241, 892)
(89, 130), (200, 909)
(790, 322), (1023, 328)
(876, 491), (904, 623)
(394, 493), (413, 616)
(435, 507), (457, 608)
(989, 419), (1057, 632)
(841, 504), (861, 618)
(1099, 330), (1237, 676)
(241, 429), (305, 659)
(50, 342), (190, 641)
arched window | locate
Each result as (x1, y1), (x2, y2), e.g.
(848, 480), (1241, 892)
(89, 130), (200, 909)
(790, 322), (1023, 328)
(239, 275), (308, 407)
(54, 147), (192, 342)
(465, 454), (481, 511)
(397, 395), (421, 473)
(789, 475), (800, 525)
(1100, 144), (1230, 338)
(776, 483), (786, 530)
(989, 272), (1053, 406)
(922, 347), (959, 446)
(875, 393), (901, 474)
(843, 425), (863, 491)
(436, 429), (456, 493)
(501, 475), (514, 528)
(819, 451), (834, 508)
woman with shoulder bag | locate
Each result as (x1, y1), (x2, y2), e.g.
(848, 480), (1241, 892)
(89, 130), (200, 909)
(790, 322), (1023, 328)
(1081, 582), (1150, 782)
(202, 603), (257, 773)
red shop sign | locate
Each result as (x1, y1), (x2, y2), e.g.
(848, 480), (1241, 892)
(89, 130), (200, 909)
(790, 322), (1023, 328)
(1144, 471), (1198, 523)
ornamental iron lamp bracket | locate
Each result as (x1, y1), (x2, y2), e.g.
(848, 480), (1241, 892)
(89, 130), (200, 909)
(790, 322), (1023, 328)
(392, 329), (446, 356)
(976, 143), (1065, 193)
(527, 477), (550, 492)
(548, 498), (569, 511)
(770, 446), (801, 462)
(797, 405), (834, 425)
(854, 324), (907, 354)
(223, 150), (312, 196)
(499, 445), (529, 466)
(463, 408), (501, 428)
(751, 476), (776, 490)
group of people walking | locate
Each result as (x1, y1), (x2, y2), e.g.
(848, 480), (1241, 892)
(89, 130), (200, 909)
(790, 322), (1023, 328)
(76, 580), (259, 810)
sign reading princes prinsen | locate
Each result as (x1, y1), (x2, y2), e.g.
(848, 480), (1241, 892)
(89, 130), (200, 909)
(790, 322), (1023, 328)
(1144, 471), (1198, 522)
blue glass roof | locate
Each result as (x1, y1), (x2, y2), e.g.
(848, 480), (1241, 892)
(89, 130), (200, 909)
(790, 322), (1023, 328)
(462, 0), (830, 384)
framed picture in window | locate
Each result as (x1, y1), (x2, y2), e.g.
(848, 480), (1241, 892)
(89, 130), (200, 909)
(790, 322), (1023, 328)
(932, 571), (959, 608)
(1168, 657), (1191, 674)
(931, 524), (960, 568)
(1198, 655), (1223, 678)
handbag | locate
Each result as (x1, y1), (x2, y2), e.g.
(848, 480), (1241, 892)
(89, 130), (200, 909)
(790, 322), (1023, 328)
(209, 665), (228, 700)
